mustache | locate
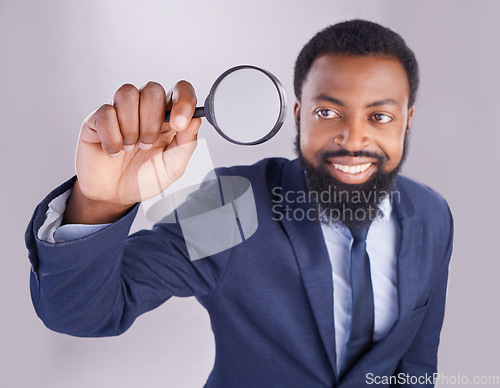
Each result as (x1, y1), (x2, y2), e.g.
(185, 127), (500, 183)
(318, 149), (387, 164)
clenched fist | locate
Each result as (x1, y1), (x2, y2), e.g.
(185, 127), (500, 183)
(63, 80), (201, 225)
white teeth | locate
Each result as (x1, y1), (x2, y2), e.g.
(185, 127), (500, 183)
(332, 163), (372, 174)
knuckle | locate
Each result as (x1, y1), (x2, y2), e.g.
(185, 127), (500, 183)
(177, 79), (194, 90)
(143, 81), (166, 100)
(114, 83), (139, 103)
(96, 104), (116, 121)
(174, 80), (197, 105)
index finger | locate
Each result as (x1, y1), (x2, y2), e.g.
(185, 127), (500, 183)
(166, 80), (197, 131)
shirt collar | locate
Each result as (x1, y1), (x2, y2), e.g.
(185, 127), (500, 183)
(322, 195), (393, 237)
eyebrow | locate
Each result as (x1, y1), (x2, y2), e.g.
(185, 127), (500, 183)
(365, 98), (401, 108)
(313, 94), (344, 106)
(313, 94), (401, 108)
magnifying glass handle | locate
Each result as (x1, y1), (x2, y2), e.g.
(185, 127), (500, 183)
(164, 106), (205, 122)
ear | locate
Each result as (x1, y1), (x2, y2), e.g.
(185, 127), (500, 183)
(406, 106), (415, 133)
(294, 100), (301, 127)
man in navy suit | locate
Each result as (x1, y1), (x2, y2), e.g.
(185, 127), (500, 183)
(26, 20), (453, 387)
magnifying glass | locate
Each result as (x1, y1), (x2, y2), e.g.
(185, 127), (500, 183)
(164, 65), (287, 145)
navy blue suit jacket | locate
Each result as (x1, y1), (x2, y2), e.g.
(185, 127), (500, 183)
(26, 158), (453, 387)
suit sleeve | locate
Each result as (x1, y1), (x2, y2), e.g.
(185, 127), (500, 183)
(25, 176), (231, 337)
(391, 205), (454, 387)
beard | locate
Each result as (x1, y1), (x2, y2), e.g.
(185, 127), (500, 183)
(294, 126), (409, 233)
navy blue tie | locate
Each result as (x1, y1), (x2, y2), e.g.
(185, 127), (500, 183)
(340, 225), (374, 378)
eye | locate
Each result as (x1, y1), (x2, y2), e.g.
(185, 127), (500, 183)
(372, 113), (393, 123)
(315, 108), (339, 119)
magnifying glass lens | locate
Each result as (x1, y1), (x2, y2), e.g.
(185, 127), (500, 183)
(211, 68), (282, 144)
(165, 65), (286, 145)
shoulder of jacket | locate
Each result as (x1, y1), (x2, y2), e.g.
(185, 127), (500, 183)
(215, 157), (291, 182)
(395, 174), (453, 223)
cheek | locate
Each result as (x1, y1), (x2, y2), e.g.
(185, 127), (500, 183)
(299, 121), (327, 164)
(299, 131), (315, 158)
(379, 132), (406, 171)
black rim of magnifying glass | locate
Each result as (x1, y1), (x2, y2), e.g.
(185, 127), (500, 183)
(204, 65), (287, 146)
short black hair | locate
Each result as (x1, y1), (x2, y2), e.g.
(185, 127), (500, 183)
(294, 19), (419, 107)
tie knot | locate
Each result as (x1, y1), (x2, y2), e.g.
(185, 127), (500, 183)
(349, 224), (370, 242)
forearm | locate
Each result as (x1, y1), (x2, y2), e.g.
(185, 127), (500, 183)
(26, 176), (231, 337)
(30, 196), (143, 337)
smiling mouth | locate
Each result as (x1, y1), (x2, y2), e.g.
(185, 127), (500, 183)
(326, 159), (378, 184)
(331, 162), (372, 175)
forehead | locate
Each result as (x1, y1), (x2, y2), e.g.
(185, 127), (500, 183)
(302, 54), (410, 105)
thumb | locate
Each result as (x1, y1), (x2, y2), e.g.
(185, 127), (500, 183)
(173, 117), (201, 146)
(161, 117), (201, 184)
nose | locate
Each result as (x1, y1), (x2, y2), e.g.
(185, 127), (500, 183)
(334, 117), (371, 152)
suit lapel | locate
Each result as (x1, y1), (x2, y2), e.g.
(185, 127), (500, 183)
(392, 178), (423, 317)
(277, 159), (338, 379)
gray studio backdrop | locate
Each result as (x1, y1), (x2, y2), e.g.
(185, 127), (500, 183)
(1, 0), (499, 387)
